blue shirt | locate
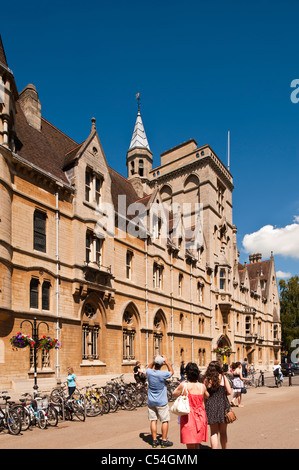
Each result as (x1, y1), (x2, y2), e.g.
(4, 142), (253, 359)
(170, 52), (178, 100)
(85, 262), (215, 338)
(146, 368), (172, 407)
(67, 373), (76, 388)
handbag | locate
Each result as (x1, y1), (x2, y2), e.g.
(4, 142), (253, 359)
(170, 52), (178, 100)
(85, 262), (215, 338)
(225, 409), (237, 424)
(170, 383), (190, 416)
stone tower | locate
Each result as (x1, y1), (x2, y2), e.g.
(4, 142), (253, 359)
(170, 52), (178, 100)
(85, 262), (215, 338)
(126, 97), (153, 197)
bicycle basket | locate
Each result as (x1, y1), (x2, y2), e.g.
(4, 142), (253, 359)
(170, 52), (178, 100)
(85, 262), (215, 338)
(36, 397), (48, 410)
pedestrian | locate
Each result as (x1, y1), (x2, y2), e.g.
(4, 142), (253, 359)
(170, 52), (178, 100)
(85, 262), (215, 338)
(203, 360), (232, 449)
(273, 360), (283, 382)
(241, 358), (249, 378)
(231, 361), (250, 407)
(146, 354), (174, 448)
(134, 361), (146, 384)
(172, 362), (209, 449)
(180, 361), (186, 381)
(66, 367), (78, 398)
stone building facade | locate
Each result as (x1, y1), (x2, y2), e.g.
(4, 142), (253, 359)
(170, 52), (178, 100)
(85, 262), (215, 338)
(0, 37), (281, 387)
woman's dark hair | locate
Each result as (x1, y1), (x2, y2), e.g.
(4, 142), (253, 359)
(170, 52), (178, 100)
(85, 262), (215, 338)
(185, 362), (200, 382)
(203, 360), (223, 391)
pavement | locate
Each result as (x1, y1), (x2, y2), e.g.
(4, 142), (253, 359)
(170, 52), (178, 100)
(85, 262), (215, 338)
(1, 373), (299, 450)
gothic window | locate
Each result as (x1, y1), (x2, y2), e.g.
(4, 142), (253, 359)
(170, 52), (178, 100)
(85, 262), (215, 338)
(217, 181), (225, 216)
(138, 159), (144, 177)
(126, 251), (133, 280)
(95, 176), (102, 205)
(33, 210), (46, 252)
(130, 161), (135, 176)
(245, 316), (251, 335)
(122, 310), (136, 361)
(82, 302), (100, 361)
(178, 274), (183, 297)
(85, 167), (92, 202)
(95, 238), (102, 266)
(86, 231), (93, 263)
(219, 269), (226, 290)
(30, 278), (39, 309)
(179, 313), (184, 332)
(153, 263), (163, 289)
(153, 311), (165, 356)
(30, 348), (50, 370)
(197, 282), (204, 303)
(42, 280), (51, 311)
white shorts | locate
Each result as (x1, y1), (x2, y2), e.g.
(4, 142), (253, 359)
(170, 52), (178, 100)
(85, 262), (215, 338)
(148, 404), (170, 423)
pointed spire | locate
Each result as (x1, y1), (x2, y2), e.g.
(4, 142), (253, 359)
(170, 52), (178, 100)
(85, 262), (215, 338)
(0, 35), (8, 68)
(129, 93), (150, 151)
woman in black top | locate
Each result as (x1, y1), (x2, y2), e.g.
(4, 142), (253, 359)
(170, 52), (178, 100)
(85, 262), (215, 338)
(204, 361), (232, 449)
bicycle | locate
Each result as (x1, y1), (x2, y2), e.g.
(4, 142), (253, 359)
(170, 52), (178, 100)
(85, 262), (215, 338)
(50, 382), (80, 404)
(255, 370), (264, 387)
(0, 392), (22, 435)
(274, 371), (283, 387)
(80, 384), (104, 417)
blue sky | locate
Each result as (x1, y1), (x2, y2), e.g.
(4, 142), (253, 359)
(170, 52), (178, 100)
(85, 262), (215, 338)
(2, 0), (299, 282)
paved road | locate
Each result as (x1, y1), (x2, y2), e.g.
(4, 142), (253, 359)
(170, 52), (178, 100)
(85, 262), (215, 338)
(1, 377), (299, 450)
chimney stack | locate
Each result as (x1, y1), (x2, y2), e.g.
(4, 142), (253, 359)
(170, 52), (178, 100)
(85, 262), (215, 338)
(18, 84), (41, 131)
(249, 253), (262, 264)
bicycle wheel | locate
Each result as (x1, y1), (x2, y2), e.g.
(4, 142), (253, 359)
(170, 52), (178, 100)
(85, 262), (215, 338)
(99, 394), (110, 414)
(13, 405), (30, 431)
(121, 396), (136, 411)
(86, 395), (102, 417)
(72, 400), (86, 421)
(106, 393), (118, 412)
(46, 404), (58, 426)
(37, 410), (47, 429)
(50, 388), (64, 405)
(6, 409), (22, 435)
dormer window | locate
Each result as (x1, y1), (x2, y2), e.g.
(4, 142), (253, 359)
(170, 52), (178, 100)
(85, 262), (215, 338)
(85, 167), (103, 205)
(95, 176), (102, 205)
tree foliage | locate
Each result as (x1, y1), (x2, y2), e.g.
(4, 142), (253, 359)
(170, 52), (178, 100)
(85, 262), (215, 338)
(279, 275), (299, 357)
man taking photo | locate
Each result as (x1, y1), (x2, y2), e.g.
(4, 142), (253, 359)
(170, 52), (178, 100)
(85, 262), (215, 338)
(146, 354), (174, 448)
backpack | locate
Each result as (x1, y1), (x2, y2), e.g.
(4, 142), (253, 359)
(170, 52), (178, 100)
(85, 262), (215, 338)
(274, 367), (280, 377)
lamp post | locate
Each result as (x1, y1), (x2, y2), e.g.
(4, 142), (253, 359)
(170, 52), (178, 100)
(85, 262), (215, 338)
(20, 317), (49, 395)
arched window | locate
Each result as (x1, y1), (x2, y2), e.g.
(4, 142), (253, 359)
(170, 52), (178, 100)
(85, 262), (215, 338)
(42, 280), (51, 311)
(122, 308), (137, 361)
(30, 277), (39, 309)
(138, 159), (144, 176)
(153, 310), (166, 356)
(82, 301), (100, 361)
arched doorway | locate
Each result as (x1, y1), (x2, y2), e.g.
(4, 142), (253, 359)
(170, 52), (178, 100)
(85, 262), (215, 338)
(215, 335), (232, 365)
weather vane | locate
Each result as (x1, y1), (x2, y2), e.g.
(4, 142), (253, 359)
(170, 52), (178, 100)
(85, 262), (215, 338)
(136, 92), (141, 111)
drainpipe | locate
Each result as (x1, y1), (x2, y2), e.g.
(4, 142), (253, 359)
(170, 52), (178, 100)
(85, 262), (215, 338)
(190, 262), (194, 362)
(145, 237), (148, 366)
(170, 251), (174, 367)
(55, 190), (60, 381)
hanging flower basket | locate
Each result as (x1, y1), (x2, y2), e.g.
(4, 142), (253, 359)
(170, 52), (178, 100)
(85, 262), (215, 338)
(212, 346), (232, 356)
(10, 332), (35, 350)
(37, 336), (61, 351)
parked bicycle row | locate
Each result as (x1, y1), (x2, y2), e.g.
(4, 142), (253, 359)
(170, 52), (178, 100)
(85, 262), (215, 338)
(0, 374), (181, 435)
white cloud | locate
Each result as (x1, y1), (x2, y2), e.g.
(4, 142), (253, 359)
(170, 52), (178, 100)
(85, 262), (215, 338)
(242, 216), (299, 259)
(276, 270), (292, 279)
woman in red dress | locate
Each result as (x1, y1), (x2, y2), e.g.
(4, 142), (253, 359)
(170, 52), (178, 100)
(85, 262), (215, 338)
(172, 362), (209, 449)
